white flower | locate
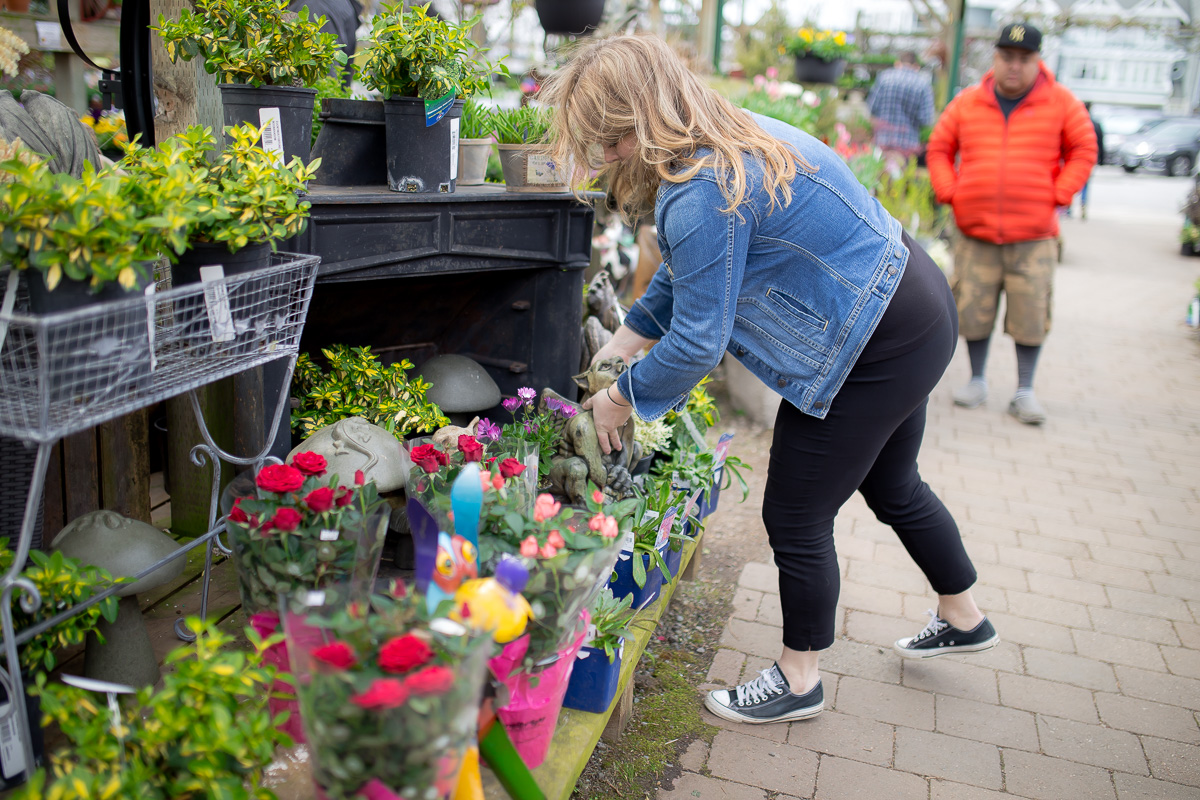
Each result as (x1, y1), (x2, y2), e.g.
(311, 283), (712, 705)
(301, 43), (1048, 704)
(0, 26), (30, 79)
(633, 414), (671, 454)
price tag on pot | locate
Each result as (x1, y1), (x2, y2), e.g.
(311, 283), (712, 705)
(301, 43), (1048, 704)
(713, 432), (735, 469)
(305, 590), (327, 607)
(199, 266), (236, 343)
(0, 700), (26, 779)
(258, 107), (285, 168)
(450, 117), (460, 180)
(320, 529), (340, 541)
(424, 89), (456, 127)
(144, 282), (157, 373)
(655, 506), (678, 550)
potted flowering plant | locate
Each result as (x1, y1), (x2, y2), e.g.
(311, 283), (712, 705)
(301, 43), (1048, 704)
(155, 0), (348, 165)
(610, 475), (681, 606)
(562, 586), (638, 714)
(361, 2), (507, 193)
(224, 450), (389, 620)
(477, 385), (571, 486)
(784, 26), (854, 84)
(282, 584), (493, 800)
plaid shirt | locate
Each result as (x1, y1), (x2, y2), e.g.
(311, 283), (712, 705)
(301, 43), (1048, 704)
(868, 66), (935, 153)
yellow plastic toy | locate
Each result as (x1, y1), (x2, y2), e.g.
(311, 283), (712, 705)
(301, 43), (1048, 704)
(452, 555), (533, 643)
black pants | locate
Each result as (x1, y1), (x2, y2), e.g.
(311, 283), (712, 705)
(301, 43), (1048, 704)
(762, 252), (977, 652)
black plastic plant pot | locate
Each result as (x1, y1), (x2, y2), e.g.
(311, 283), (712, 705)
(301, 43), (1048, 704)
(171, 241), (272, 286)
(793, 55), (846, 85)
(0, 675), (45, 791)
(24, 268), (153, 404)
(220, 84), (317, 166)
(382, 97), (464, 194)
(311, 98), (387, 187)
(535, 0), (605, 35)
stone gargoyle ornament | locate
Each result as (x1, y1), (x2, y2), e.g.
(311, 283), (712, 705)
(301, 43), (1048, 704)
(541, 356), (642, 505)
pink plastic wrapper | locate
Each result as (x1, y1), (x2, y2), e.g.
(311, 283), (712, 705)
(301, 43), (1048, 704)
(250, 610), (306, 744)
(489, 609), (590, 769)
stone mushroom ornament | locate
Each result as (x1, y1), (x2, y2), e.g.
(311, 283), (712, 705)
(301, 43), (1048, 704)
(51, 510), (185, 688)
(416, 354), (501, 427)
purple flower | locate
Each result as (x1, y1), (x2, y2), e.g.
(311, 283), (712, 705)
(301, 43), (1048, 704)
(517, 387), (536, 406)
(524, 421), (537, 435)
(502, 397), (523, 413)
(545, 397), (563, 412)
(558, 404), (578, 418)
(477, 418), (501, 441)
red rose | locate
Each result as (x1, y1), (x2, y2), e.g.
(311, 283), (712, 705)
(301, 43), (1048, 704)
(389, 579), (407, 598)
(378, 634), (434, 674)
(458, 435), (483, 463)
(498, 458), (526, 479)
(351, 678), (410, 710)
(304, 487), (335, 514)
(228, 497), (249, 524)
(311, 641), (356, 670)
(271, 507), (303, 532)
(256, 464), (305, 494)
(335, 486), (354, 507)
(404, 665), (454, 696)
(290, 451), (327, 477)
(409, 444), (446, 474)
(355, 469), (366, 486)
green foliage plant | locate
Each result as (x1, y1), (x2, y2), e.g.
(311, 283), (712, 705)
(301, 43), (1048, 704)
(20, 617), (288, 800)
(122, 123), (318, 254)
(626, 476), (683, 587)
(0, 544), (121, 676)
(0, 149), (192, 291)
(874, 158), (949, 239)
(459, 100), (495, 140)
(291, 344), (450, 439)
(155, 0), (348, 88)
(491, 104), (553, 145)
(587, 586), (639, 663)
(738, 89), (820, 135)
(362, 2), (507, 101)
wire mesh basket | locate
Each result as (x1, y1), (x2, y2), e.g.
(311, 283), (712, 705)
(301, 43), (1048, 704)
(0, 253), (320, 444)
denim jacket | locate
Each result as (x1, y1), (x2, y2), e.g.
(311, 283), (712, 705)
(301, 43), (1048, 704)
(618, 114), (909, 420)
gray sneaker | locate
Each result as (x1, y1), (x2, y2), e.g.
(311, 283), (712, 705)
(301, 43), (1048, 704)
(1008, 393), (1046, 425)
(952, 379), (988, 408)
(704, 663), (824, 724)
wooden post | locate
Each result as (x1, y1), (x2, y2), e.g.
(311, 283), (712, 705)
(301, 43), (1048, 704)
(600, 680), (634, 743)
(165, 380), (235, 537)
(61, 430), (100, 522)
(99, 410), (152, 524)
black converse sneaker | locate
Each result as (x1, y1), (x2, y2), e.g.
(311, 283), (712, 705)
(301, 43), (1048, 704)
(704, 663), (823, 724)
(894, 609), (1000, 659)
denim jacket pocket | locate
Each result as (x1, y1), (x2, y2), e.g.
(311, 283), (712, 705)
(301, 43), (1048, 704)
(766, 288), (829, 332)
(737, 295), (831, 360)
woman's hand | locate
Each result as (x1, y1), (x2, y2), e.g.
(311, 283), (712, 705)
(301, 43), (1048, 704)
(582, 384), (633, 455)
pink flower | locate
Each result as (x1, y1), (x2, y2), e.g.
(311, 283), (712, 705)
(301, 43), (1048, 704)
(588, 513), (606, 532)
(592, 489), (604, 504)
(540, 544), (558, 559)
(357, 778), (406, 800)
(599, 515), (619, 538)
(404, 665), (455, 696)
(479, 470), (492, 492)
(547, 530), (565, 549)
(520, 536), (539, 557)
(533, 494), (561, 523)
(492, 473), (505, 490)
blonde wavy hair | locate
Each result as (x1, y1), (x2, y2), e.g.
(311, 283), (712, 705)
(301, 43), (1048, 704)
(539, 35), (814, 223)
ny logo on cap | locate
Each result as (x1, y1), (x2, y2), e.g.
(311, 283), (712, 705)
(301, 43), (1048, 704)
(1010, 25), (1026, 42)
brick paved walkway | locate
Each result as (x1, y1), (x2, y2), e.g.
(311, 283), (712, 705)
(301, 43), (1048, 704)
(663, 191), (1200, 799)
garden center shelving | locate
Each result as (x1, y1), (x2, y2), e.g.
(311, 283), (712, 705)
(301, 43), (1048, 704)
(0, 254), (320, 774)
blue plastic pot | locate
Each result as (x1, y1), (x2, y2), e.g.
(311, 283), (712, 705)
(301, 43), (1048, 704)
(698, 467), (724, 518)
(608, 545), (667, 607)
(664, 541), (683, 581)
(563, 642), (623, 713)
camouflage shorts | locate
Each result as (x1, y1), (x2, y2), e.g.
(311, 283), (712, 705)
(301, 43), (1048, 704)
(951, 236), (1057, 345)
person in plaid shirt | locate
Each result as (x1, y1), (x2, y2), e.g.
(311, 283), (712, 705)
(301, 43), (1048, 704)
(868, 52), (935, 175)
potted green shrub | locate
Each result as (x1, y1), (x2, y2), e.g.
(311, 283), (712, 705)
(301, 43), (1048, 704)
(563, 587), (637, 713)
(19, 617), (288, 799)
(121, 123), (318, 283)
(0, 543), (121, 790)
(458, 100), (495, 187)
(155, 0), (349, 166)
(609, 476), (679, 606)
(361, 2), (506, 193)
(492, 105), (567, 192)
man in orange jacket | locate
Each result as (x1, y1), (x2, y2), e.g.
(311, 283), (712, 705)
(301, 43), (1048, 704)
(927, 22), (1096, 424)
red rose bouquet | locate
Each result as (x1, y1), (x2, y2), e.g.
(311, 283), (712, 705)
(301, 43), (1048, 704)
(282, 583), (493, 800)
(406, 436), (534, 527)
(224, 451), (389, 618)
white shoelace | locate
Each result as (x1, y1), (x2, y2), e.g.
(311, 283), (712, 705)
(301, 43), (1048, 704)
(913, 609), (949, 642)
(735, 667), (785, 706)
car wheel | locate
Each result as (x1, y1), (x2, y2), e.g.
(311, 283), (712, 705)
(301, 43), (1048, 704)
(1123, 165), (1137, 173)
(1168, 155), (1193, 177)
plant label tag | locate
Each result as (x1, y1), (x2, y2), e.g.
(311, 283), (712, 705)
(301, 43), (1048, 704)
(713, 432), (735, 469)
(424, 90), (456, 127)
(449, 117), (460, 180)
(144, 281), (157, 372)
(525, 153), (562, 185)
(199, 266), (236, 343)
(320, 529), (339, 541)
(258, 107), (285, 168)
(35, 21), (61, 49)
(686, 488), (702, 519)
(305, 590), (327, 607)
(655, 507), (677, 550)
(0, 699), (25, 779)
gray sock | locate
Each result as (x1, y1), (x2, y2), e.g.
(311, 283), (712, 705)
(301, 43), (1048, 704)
(966, 338), (990, 381)
(1015, 344), (1041, 394)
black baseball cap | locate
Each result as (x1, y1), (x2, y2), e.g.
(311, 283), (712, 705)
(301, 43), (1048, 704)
(996, 22), (1041, 52)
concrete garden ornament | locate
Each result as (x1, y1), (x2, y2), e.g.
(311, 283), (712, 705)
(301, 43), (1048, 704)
(288, 416), (411, 493)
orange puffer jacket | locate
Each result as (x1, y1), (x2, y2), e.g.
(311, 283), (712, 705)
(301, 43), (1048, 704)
(926, 63), (1097, 244)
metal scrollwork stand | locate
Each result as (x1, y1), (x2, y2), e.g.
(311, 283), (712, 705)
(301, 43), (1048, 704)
(0, 254), (319, 776)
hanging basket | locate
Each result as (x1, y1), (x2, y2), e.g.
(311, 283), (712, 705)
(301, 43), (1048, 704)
(793, 55), (846, 85)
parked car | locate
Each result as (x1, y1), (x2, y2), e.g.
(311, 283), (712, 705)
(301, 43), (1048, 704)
(1096, 109), (1167, 164)
(1117, 119), (1200, 176)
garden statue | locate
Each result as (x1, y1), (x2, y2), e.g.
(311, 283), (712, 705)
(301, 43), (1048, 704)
(581, 315), (613, 372)
(289, 416), (410, 492)
(416, 354), (502, 426)
(432, 417), (480, 449)
(542, 357), (641, 504)
(581, 271), (624, 369)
